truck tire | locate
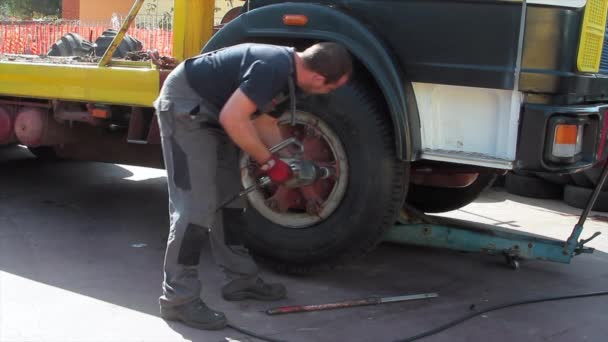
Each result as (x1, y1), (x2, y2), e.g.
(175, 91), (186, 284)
(94, 29), (143, 58)
(238, 82), (408, 273)
(563, 184), (608, 212)
(27, 146), (60, 161)
(535, 172), (572, 185)
(582, 167), (608, 191)
(570, 171), (594, 188)
(406, 173), (497, 213)
(47, 33), (94, 57)
(505, 172), (563, 199)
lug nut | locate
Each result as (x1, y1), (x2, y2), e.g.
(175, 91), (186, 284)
(306, 200), (321, 215)
(305, 127), (317, 137)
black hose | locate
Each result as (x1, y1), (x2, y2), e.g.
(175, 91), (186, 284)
(227, 322), (288, 342)
(393, 290), (608, 342)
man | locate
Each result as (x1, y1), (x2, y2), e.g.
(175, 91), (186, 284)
(154, 42), (352, 330)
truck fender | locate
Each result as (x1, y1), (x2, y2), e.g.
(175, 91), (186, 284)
(202, 3), (419, 161)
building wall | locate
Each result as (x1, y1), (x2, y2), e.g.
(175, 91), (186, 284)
(79, 0), (133, 22)
(62, 0), (80, 20)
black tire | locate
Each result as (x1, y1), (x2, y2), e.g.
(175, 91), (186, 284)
(47, 32), (94, 57)
(570, 171), (595, 188)
(239, 82), (408, 273)
(535, 172), (572, 185)
(505, 172), (563, 199)
(563, 184), (608, 212)
(406, 173), (497, 213)
(582, 167), (608, 191)
(94, 29), (143, 58)
(27, 146), (60, 161)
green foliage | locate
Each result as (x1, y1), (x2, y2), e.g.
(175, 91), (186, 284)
(0, 0), (62, 19)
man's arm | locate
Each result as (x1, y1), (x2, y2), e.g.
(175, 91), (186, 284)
(253, 114), (284, 150)
(218, 88), (273, 165)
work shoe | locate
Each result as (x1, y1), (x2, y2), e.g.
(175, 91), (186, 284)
(160, 299), (227, 330)
(222, 276), (287, 301)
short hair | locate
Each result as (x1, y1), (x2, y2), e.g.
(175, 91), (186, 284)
(301, 42), (353, 83)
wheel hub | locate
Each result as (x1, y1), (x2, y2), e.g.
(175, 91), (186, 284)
(240, 111), (348, 228)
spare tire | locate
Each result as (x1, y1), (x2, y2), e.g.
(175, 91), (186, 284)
(94, 29), (143, 58)
(47, 32), (94, 57)
(236, 81), (408, 273)
(563, 184), (608, 212)
(406, 173), (497, 213)
(505, 172), (563, 199)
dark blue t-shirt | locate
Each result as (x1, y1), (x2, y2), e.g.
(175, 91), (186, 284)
(184, 43), (294, 120)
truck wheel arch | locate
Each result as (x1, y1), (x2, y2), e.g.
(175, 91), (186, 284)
(203, 3), (420, 161)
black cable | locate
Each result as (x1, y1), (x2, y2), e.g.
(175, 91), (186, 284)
(227, 322), (288, 342)
(393, 290), (608, 342)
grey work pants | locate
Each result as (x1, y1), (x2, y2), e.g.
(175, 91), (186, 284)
(154, 63), (258, 308)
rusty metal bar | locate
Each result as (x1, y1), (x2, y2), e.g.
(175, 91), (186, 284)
(266, 293), (438, 315)
(98, 0), (146, 67)
(109, 60), (154, 69)
(0, 99), (52, 108)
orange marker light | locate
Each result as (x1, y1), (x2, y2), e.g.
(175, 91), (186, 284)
(554, 124), (578, 145)
(283, 14), (308, 26)
(553, 124), (583, 158)
(91, 108), (110, 119)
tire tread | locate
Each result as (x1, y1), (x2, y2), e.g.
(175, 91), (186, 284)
(248, 81), (407, 274)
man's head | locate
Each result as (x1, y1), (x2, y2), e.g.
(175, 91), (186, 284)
(295, 42), (353, 94)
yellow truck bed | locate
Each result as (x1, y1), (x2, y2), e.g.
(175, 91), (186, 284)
(0, 59), (159, 107)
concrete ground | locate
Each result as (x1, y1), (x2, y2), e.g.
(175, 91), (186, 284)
(0, 144), (607, 342)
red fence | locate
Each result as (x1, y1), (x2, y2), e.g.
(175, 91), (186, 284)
(0, 21), (174, 56)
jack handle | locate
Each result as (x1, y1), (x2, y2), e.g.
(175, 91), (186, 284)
(565, 159), (608, 256)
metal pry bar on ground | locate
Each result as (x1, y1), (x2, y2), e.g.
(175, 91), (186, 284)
(265, 293), (438, 315)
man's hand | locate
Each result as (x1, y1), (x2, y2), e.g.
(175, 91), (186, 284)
(262, 156), (293, 184)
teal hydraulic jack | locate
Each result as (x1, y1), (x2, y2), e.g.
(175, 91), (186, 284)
(385, 163), (608, 269)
